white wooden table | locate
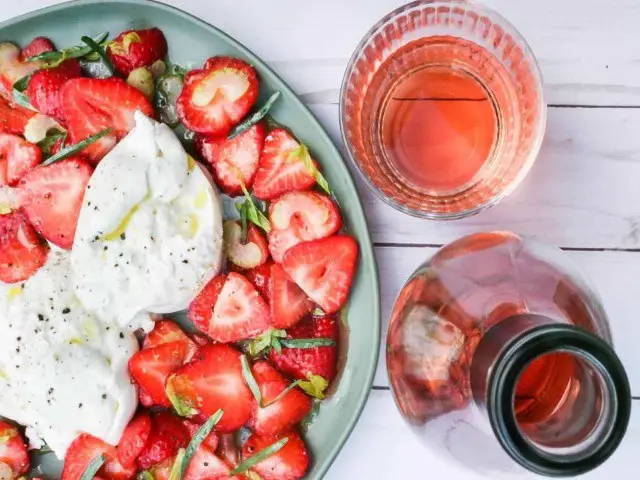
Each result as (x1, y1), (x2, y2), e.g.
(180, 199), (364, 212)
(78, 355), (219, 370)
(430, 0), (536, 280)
(5, 0), (640, 478)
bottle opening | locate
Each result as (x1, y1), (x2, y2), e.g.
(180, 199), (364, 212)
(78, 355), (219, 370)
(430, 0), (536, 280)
(514, 350), (614, 458)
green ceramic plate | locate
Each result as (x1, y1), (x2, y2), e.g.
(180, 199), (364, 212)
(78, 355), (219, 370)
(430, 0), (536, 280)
(0, 0), (380, 478)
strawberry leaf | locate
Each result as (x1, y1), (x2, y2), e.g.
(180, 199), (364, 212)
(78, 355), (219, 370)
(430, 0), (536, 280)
(290, 144), (332, 195)
(228, 91), (281, 140)
(298, 374), (329, 399)
(230, 437), (289, 475)
(240, 354), (262, 406)
(180, 410), (224, 479)
(80, 454), (106, 480)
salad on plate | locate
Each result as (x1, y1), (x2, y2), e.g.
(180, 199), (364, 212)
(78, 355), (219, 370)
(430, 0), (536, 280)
(0, 26), (358, 480)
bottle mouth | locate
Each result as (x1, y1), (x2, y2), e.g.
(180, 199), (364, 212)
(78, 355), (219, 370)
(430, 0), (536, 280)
(487, 324), (631, 477)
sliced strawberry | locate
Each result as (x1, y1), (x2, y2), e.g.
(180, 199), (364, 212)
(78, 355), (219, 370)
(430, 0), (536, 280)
(27, 59), (82, 122)
(248, 361), (311, 436)
(268, 191), (342, 262)
(184, 445), (241, 480)
(107, 28), (168, 76)
(269, 263), (313, 329)
(165, 344), (254, 433)
(128, 340), (192, 408)
(0, 133), (41, 187)
(21, 37), (56, 59)
(188, 274), (227, 335)
(242, 431), (309, 480)
(182, 419), (219, 451)
(0, 96), (35, 135)
(0, 210), (49, 283)
(243, 260), (272, 302)
(223, 220), (269, 270)
(269, 315), (338, 382)
(0, 42), (43, 101)
(0, 421), (29, 478)
(195, 122), (265, 195)
(282, 235), (358, 314)
(137, 412), (190, 470)
(116, 412), (152, 469)
(176, 56), (258, 136)
(217, 433), (239, 468)
(62, 433), (136, 480)
(253, 129), (316, 200)
(143, 319), (196, 359)
(60, 77), (154, 163)
(18, 158), (93, 249)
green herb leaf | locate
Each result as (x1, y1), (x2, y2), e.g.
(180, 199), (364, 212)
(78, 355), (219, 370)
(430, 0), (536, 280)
(80, 454), (106, 480)
(300, 399), (321, 432)
(298, 374), (329, 399)
(339, 304), (349, 328)
(181, 410), (224, 479)
(242, 471), (263, 480)
(230, 437), (289, 475)
(38, 129), (67, 157)
(81, 36), (115, 76)
(136, 471), (154, 480)
(168, 448), (186, 480)
(166, 375), (199, 418)
(290, 144), (331, 195)
(247, 329), (286, 357)
(43, 128), (112, 166)
(240, 354), (262, 406)
(28, 32), (109, 67)
(238, 184), (271, 232)
(239, 200), (249, 244)
(228, 91), (281, 140)
(12, 76), (37, 111)
(270, 335), (283, 354)
(170, 64), (188, 79)
(263, 380), (301, 407)
(280, 338), (334, 349)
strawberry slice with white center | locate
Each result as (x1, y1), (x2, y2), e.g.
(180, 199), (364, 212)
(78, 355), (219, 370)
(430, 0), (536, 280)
(188, 272), (269, 343)
(195, 122), (265, 195)
(18, 158), (93, 249)
(253, 129), (317, 200)
(0, 421), (29, 478)
(60, 77), (154, 163)
(62, 433), (135, 480)
(0, 210), (49, 283)
(0, 133), (41, 187)
(268, 191), (342, 262)
(177, 56), (259, 136)
(223, 220), (269, 269)
(166, 344), (254, 433)
(184, 445), (241, 480)
(270, 263), (313, 329)
(282, 235), (358, 314)
(248, 361), (311, 437)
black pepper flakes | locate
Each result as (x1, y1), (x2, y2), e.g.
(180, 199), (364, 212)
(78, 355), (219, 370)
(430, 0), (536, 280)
(119, 332), (124, 339)
(62, 307), (71, 314)
(102, 393), (107, 400)
(120, 233), (126, 241)
(38, 314), (44, 322)
(182, 260), (189, 264)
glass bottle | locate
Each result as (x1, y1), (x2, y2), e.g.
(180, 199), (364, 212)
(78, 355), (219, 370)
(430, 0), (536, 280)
(386, 232), (631, 476)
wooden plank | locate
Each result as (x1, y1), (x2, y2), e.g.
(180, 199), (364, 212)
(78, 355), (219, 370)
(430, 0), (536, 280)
(327, 390), (640, 479)
(309, 104), (640, 249)
(372, 246), (640, 395)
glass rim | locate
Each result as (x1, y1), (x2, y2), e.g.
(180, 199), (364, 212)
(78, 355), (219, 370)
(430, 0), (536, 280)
(339, 0), (548, 220)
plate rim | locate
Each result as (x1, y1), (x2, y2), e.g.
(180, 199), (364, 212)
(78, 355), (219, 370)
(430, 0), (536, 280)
(0, 0), (382, 478)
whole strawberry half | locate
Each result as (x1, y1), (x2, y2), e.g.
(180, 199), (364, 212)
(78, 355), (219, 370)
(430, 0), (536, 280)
(269, 314), (339, 382)
(18, 158), (94, 249)
(268, 190), (342, 262)
(62, 433), (135, 480)
(188, 272), (269, 343)
(176, 56), (259, 136)
(195, 122), (265, 195)
(165, 344), (254, 433)
(248, 361), (311, 437)
(241, 431), (309, 480)
(0, 210), (49, 283)
(107, 28), (168, 76)
(282, 235), (358, 314)
(60, 77), (154, 163)
(0, 133), (42, 187)
(0, 421), (30, 478)
(27, 59), (82, 122)
(252, 129), (317, 201)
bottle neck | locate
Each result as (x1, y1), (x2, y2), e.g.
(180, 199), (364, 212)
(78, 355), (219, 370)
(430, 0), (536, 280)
(470, 314), (631, 476)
